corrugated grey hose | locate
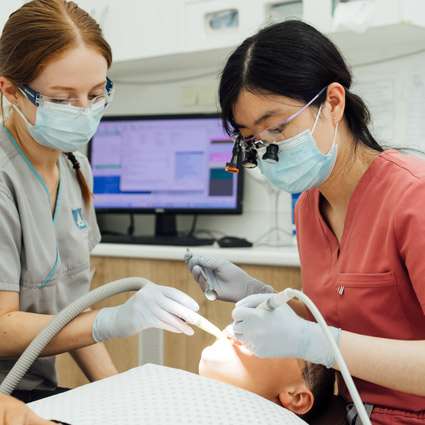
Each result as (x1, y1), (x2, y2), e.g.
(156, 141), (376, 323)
(0, 277), (151, 395)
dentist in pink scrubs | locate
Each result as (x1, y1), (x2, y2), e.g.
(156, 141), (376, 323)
(186, 20), (425, 425)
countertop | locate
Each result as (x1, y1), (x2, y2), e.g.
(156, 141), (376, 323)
(92, 243), (300, 267)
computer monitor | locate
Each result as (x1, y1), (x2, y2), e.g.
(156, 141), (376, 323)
(88, 114), (243, 239)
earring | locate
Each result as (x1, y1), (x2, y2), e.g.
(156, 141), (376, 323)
(333, 117), (337, 120)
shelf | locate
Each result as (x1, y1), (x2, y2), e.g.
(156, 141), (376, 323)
(108, 45), (235, 79)
(92, 243), (301, 267)
(330, 22), (425, 66)
(109, 21), (425, 78)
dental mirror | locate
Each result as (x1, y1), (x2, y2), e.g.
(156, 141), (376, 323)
(204, 287), (218, 301)
(186, 247), (218, 301)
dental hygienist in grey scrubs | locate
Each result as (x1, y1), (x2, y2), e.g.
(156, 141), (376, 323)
(0, 0), (199, 403)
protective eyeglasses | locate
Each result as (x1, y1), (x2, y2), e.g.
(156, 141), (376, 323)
(239, 86), (327, 150)
(18, 76), (115, 111)
(225, 86), (327, 173)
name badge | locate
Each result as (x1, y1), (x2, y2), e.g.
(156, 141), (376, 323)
(72, 208), (87, 229)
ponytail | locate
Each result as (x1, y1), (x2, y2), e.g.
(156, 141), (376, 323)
(344, 90), (383, 152)
(66, 153), (93, 208)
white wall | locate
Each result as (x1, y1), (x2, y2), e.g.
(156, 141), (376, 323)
(352, 50), (425, 152)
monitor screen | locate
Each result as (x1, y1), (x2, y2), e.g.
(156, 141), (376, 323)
(88, 114), (243, 215)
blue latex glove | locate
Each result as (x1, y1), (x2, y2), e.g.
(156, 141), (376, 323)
(184, 251), (274, 302)
(92, 283), (200, 343)
(232, 293), (341, 368)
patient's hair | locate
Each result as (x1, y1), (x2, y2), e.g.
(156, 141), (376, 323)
(298, 362), (335, 421)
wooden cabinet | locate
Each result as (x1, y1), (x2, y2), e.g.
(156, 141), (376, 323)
(56, 256), (301, 388)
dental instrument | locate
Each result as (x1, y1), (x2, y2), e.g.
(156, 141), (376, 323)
(0, 277), (153, 395)
(189, 311), (223, 339)
(186, 248), (218, 301)
(0, 276), (223, 396)
(257, 290), (292, 311)
(256, 288), (372, 425)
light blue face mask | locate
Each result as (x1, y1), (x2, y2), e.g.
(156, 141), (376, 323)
(257, 107), (338, 193)
(12, 99), (106, 152)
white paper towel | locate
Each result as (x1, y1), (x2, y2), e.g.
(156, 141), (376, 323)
(333, 0), (377, 33)
(28, 364), (308, 425)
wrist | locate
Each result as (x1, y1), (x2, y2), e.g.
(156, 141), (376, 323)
(299, 321), (341, 368)
(92, 307), (119, 343)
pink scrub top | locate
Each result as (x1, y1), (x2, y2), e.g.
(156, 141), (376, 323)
(294, 150), (425, 413)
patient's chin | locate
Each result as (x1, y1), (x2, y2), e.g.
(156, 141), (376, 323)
(198, 352), (219, 379)
(199, 355), (231, 383)
(201, 344), (218, 359)
(198, 357), (209, 377)
(200, 337), (234, 363)
(199, 340), (236, 379)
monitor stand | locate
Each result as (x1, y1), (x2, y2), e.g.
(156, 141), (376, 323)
(155, 213), (177, 237)
(151, 213), (214, 246)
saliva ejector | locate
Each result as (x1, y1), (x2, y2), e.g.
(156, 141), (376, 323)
(256, 289), (372, 425)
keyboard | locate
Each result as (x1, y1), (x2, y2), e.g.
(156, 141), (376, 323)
(100, 234), (216, 246)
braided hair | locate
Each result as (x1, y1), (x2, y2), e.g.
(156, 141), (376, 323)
(66, 153), (94, 208)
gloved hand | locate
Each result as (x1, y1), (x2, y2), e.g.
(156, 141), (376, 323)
(232, 293), (341, 368)
(92, 282), (200, 343)
(184, 251), (274, 302)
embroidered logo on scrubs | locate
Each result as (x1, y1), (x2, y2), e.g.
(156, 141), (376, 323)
(72, 208), (87, 229)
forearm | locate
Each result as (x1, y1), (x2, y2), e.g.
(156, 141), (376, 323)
(70, 343), (118, 382)
(288, 299), (308, 318)
(0, 310), (98, 357)
(335, 331), (425, 396)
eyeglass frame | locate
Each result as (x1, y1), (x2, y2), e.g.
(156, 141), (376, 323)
(17, 76), (114, 109)
(235, 86), (328, 152)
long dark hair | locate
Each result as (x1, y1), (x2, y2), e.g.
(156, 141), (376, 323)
(219, 20), (383, 153)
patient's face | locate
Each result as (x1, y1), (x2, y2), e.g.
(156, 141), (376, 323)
(199, 335), (305, 405)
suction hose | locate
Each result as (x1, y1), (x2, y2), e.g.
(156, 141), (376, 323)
(259, 288), (372, 425)
(0, 277), (151, 395)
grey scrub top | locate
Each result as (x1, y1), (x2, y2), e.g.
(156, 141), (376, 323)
(0, 126), (101, 390)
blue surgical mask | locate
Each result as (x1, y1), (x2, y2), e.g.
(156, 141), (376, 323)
(257, 107), (338, 193)
(12, 100), (105, 152)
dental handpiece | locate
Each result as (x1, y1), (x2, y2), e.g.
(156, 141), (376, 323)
(256, 288), (293, 311)
(188, 311), (223, 339)
(186, 248), (218, 301)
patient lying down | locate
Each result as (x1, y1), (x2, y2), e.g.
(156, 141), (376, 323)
(198, 332), (335, 422)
